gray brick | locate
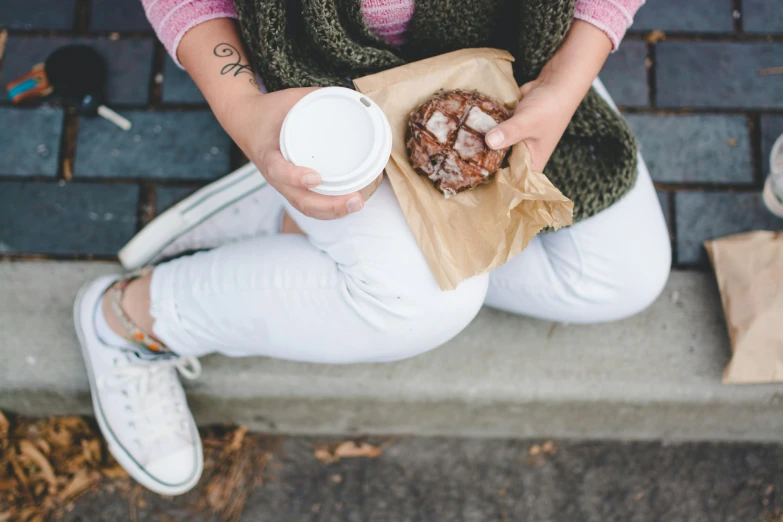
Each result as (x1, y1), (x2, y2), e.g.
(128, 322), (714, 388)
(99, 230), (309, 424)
(632, 0), (734, 32)
(675, 191), (781, 264)
(156, 186), (198, 213)
(0, 107), (63, 177)
(656, 42), (783, 109)
(743, 0), (783, 34)
(0, 0), (75, 30)
(657, 191), (671, 231)
(2, 37), (154, 105)
(761, 115), (783, 176)
(625, 114), (753, 184)
(90, 0), (152, 32)
(162, 57), (205, 104)
(75, 111), (231, 180)
(599, 41), (648, 107)
(0, 181), (138, 255)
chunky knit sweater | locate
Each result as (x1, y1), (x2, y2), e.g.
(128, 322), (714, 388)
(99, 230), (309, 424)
(142, 0), (644, 67)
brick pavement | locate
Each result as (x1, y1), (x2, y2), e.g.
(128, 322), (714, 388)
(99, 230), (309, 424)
(0, 0), (781, 263)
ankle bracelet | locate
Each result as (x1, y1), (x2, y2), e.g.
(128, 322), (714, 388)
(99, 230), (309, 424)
(110, 269), (172, 355)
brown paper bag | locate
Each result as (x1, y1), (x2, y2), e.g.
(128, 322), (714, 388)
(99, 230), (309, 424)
(353, 48), (573, 291)
(705, 230), (783, 383)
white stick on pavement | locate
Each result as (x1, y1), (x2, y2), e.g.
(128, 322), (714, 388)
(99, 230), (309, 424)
(97, 105), (132, 131)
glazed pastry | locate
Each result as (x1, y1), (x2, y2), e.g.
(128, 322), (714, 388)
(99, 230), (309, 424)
(407, 90), (511, 197)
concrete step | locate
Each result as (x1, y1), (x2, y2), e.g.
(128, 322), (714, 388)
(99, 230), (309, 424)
(2, 261), (782, 441)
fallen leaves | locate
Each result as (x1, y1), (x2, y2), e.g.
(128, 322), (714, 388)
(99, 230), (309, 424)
(193, 425), (274, 522)
(0, 413), (127, 522)
(524, 440), (558, 467)
(0, 30), (7, 63)
(1, 414), (278, 522)
(314, 440), (392, 464)
(646, 30), (666, 44)
(18, 440), (57, 492)
(58, 470), (100, 503)
(528, 441), (557, 457)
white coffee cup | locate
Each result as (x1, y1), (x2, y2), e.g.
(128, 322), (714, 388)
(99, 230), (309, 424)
(280, 87), (392, 197)
(762, 132), (783, 218)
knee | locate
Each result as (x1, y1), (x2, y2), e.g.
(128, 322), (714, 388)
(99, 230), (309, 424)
(358, 273), (489, 362)
(611, 233), (672, 320)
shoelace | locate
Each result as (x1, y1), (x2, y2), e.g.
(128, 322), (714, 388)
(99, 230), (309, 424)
(100, 355), (202, 446)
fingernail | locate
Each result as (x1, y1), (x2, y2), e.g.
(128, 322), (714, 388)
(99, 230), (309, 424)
(347, 196), (363, 214)
(302, 173), (319, 187)
(486, 130), (504, 149)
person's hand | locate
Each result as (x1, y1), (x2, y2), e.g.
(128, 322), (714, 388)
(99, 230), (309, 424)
(483, 20), (613, 172)
(484, 77), (580, 173)
(224, 88), (366, 220)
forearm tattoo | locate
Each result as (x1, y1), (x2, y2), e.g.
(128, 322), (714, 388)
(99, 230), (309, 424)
(213, 43), (258, 87)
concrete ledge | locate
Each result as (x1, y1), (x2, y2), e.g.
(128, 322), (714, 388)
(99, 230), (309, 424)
(2, 261), (783, 441)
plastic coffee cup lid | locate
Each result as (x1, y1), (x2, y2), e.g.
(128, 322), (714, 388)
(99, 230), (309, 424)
(280, 87), (392, 196)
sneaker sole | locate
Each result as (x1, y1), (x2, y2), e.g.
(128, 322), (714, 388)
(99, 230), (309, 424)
(73, 282), (203, 496)
(118, 162), (268, 270)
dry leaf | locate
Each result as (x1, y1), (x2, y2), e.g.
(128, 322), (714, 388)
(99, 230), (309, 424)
(14, 507), (40, 522)
(635, 492), (645, 501)
(331, 474), (343, 484)
(206, 476), (228, 509)
(9, 451), (31, 499)
(498, 488), (507, 496)
(55, 417), (88, 432)
(58, 470), (95, 503)
(0, 411), (8, 439)
(333, 441), (383, 459)
(82, 439), (101, 463)
(728, 137), (737, 147)
(227, 426), (248, 453)
(646, 30), (666, 44)
(36, 440), (51, 456)
(45, 427), (72, 449)
(0, 30), (7, 62)
(528, 444), (541, 456)
(19, 440), (57, 491)
(101, 465), (129, 479)
(314, 448), (338, 464)
(64, 454), (88, 475)
(759, 67), (783, 76)
(541, 441), (557, 455)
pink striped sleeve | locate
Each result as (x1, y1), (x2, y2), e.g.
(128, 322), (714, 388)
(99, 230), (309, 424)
(574, 0), (645, 50)
(141, 0), (238, 68)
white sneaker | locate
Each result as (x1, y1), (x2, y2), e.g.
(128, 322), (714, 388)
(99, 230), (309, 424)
(74, 276), (203, 496)
(119, 162), (284, 270)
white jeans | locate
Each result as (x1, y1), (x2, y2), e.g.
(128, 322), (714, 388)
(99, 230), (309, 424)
(150, 80), (671, 363)
(150, 154), (670, 362)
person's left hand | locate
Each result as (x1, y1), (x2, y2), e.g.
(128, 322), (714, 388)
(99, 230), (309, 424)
(484, 77), (581, 172)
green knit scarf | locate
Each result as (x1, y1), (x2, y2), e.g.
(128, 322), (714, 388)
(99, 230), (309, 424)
(233, 0), (638, 223)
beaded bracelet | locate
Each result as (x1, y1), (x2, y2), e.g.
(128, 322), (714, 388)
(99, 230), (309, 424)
(110, 269), (171, 354)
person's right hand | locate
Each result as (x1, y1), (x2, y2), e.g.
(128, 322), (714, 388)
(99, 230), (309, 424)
(224, 88), (366, 220)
